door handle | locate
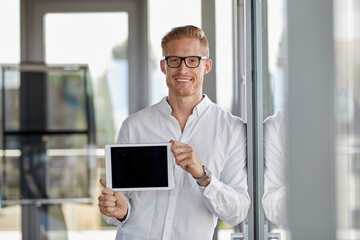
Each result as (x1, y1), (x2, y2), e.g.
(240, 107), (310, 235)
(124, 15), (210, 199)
(264, 221), (281, 240)
(230, 222), (248, 240)
(230, 233), (244, 240)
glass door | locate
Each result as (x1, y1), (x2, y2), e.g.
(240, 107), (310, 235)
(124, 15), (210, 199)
(334, 0), (360, 239)
(250, 0), (289, 239)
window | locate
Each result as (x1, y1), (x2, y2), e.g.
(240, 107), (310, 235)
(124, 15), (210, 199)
(0, 0), (20, 64)
(45, 12), (129, 146)
(334, 0), (360, 238)
(216, 0), (234, 112)
(148, 0), (201, 104)
(0, 1), (21, 239)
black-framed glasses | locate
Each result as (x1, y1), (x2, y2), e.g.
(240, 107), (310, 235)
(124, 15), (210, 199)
(164, 56), (208, 68)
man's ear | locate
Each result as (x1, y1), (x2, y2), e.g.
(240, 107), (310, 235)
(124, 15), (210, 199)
(160, 59), (166, 74)
(204, 59), (212, 75)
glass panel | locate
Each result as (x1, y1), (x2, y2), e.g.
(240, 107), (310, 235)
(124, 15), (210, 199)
(216, 0), (234, 112)
(0, 1), (21, 239)
(148, 0), (201, 104)
(3, 134), (92, 200)
(0, 0), (20, 64)
(0, 205), (21, 239)
(1, 65), (96, 201)
(3, 68), (88, 132)
(47, 71), (87, 130)
(45, 12), (129, 146)
(45, 12), (129, 238)
(260, 0), (289, 238)
(334, 0), (360, 239)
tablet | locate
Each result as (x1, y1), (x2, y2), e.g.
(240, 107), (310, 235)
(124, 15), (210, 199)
(105, 143), (174, 191)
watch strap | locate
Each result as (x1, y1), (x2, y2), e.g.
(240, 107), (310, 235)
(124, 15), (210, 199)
(195, 165), (211, 182)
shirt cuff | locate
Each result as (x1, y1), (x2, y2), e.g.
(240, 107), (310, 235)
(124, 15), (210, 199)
(198, 175), (221, 199)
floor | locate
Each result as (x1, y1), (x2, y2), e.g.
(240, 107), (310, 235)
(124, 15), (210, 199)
(0, 229), (235, 240)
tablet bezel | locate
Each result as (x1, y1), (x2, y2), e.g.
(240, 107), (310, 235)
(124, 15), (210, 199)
(105, 143), (174, 191)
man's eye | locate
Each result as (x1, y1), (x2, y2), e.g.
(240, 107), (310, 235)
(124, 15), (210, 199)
(169, 58), (179, 63)
(187, 57), (197, 63)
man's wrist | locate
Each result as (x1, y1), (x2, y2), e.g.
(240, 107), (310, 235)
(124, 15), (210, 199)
(198, 177), (211, 187)
(194, 166), (212, 185)
(116, 209), (128, 222)
(193, 165), (206, 179)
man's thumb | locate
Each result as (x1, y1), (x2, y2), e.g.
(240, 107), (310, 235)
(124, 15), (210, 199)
(100, 178), (106, 187)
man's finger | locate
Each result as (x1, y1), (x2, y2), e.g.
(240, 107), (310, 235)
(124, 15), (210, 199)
(100, 206), (115, 216)
(101, 200), (116, 207)
(170, 140), (186, 148)
(172, 145), (191, 154)
(176, 158), (190, 167)
(102, 187), (114, 195)
(174, 152), (191, 163)
(100, 194), (117, 202)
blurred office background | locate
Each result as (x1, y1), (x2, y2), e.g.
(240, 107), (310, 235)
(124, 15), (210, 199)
(0, 0), (359, 240)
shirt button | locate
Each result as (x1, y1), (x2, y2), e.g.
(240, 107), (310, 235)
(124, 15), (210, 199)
(171, 192), (176, 196)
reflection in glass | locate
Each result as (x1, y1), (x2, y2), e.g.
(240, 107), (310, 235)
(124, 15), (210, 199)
(3, 135), (91, 200)
(3, 69), (88, 132)
(261, 0), (289, 238)
(334, 0), (360, 239)
(1, 65), (96, 201)
(262, 110), (287, 227)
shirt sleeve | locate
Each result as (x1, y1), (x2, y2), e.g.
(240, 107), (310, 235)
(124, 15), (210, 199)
(262, 111), (288, 227)
(199, 122), (250, 226)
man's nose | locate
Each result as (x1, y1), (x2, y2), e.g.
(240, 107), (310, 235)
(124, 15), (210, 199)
(178, 59), (189, 71)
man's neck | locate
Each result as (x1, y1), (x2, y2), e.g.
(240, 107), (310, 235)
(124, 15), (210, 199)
(167, 94), (203, 131)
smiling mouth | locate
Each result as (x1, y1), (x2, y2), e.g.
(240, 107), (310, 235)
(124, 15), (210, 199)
(176, 78), (192, 82)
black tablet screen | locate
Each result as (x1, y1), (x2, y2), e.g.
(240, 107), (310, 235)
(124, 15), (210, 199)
(111, 146), (169, 188)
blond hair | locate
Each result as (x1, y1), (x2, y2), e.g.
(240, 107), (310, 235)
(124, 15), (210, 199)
(161, 25), (210, 57)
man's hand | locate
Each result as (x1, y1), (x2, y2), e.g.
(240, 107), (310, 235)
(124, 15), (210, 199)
(98, 178), (128, 220)
(170, 140), (209, 185)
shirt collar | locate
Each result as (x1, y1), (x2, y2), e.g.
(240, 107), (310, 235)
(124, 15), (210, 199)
(158, 97), (173, 116)
(158, 95), (211, 117)
(193, 95), (211, 116)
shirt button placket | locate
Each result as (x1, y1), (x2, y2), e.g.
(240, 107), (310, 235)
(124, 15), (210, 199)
(162, 190), (177, 240)
(180, 114), (196, 143)
(162, 168), (180, 240)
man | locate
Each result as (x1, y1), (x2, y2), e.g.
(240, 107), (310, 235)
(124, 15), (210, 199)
(98, 25), (250, 239)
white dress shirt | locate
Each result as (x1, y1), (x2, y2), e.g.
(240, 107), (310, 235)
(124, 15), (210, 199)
(104, 95), (250, 240)
(262, 110), (288, 227)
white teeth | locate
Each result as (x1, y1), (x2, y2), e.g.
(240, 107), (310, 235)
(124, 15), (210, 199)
(176, 79), (191, 82)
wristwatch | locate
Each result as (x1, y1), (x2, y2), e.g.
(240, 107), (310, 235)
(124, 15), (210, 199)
(195, 165), (212, 183)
